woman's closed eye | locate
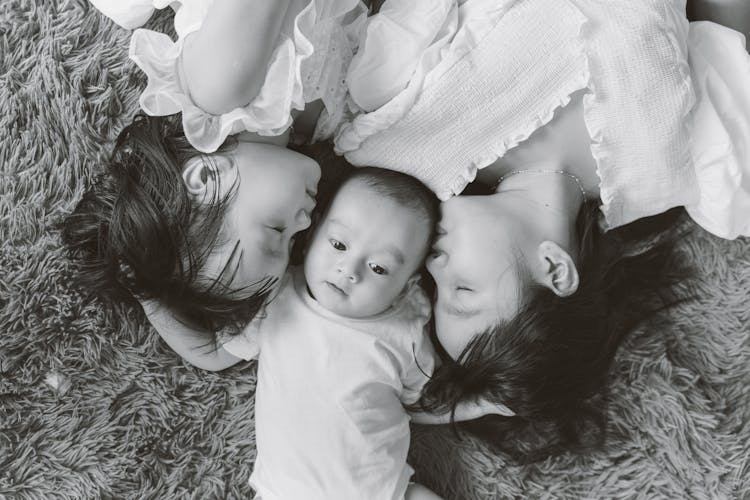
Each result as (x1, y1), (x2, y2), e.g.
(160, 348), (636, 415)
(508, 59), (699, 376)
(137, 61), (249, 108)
(267, 224), (287, 234)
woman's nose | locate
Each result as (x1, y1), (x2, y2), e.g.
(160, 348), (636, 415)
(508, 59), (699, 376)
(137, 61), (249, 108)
(427, 249), (448, 269)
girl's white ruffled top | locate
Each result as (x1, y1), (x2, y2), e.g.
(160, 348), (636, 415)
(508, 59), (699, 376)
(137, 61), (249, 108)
(91, 0), (367, 153)
(336, 0), (750, 239)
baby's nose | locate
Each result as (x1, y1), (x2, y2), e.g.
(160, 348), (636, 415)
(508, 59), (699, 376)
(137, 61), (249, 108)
(338, 263), (360, 283)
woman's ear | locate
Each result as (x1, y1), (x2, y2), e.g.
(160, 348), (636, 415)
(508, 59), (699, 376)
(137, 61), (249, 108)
(181, 155), (236, 203)
(537, 240), (579, 297)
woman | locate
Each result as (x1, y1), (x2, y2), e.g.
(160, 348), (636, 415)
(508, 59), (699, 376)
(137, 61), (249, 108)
(410, 7), (750, 460)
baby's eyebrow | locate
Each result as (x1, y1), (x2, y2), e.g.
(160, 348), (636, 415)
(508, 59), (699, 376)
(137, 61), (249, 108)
(326, 218), (348, 230)
(383, 246), (405, 265)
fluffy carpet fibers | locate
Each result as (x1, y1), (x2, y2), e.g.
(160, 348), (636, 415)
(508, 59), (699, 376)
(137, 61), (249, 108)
(1, 1), (749, 498)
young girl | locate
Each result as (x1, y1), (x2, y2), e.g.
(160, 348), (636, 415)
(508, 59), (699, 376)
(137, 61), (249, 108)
(145, 167), (510, 499)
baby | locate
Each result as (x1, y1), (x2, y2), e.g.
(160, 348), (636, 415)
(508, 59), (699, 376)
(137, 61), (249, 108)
(199, 167), (499, 499)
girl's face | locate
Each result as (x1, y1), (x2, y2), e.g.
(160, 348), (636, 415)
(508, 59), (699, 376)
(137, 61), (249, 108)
(203, 142), (321, 296)
(426, 195), (529, 359)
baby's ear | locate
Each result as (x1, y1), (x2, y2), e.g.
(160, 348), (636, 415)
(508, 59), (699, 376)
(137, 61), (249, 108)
(182, 155), (236, 203)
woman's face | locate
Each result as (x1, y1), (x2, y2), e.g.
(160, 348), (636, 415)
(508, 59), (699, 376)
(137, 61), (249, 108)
(203, 142), (321, 296)
(426, 195), (529, 359)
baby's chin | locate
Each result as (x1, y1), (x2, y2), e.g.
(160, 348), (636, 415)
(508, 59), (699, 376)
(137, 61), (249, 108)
(308, 281), (392, 319)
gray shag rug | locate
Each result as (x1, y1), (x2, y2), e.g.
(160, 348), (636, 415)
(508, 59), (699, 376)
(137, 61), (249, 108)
(1, 1), (749, 498)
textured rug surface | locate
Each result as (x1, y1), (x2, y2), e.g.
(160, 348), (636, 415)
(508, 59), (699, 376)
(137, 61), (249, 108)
(1, 2), (749, 499)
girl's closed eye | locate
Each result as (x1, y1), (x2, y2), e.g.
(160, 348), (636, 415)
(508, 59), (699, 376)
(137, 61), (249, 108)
(368, 263), (388, 275)
(266, 224), (287, 234)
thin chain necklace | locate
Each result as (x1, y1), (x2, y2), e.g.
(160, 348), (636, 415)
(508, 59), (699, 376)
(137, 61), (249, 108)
(496, 169), (587, 199)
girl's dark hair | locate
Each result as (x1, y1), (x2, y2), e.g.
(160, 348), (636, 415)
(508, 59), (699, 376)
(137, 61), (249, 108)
(61, 113), (275, 340)
(414, 200), (694, 462)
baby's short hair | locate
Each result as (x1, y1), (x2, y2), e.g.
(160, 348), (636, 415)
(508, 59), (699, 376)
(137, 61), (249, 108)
(343, 167), (440, 234)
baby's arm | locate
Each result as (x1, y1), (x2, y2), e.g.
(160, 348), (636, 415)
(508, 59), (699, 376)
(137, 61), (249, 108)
(181, 0), (293, 115)
(140, 300), (242, 372)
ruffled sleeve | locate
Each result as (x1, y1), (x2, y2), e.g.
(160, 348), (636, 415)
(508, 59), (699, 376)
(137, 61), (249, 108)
(127, 0), (366, 153)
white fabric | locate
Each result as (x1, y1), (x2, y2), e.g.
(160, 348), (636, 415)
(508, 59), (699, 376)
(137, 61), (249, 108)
(685, 22), (750, 239)
(90, 0), (367, 153)
(346, 0), (457, 112)
(222, 268), (434, 500)
(335, 0), (698, 231)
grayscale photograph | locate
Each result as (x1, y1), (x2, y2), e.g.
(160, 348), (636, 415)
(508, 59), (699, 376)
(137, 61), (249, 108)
(2, 0), (749, 498)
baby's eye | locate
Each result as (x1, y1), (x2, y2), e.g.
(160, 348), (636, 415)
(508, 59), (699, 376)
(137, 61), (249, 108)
(329, 239), (346, 251)
(369, 263), (388, 275)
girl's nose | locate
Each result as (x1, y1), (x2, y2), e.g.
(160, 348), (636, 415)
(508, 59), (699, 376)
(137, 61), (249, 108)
(295, 208), (312, 230)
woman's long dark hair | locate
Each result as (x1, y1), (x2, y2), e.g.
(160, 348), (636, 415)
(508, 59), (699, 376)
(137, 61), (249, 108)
(61, 113), (274, 339)
(414, 201), (694, 462)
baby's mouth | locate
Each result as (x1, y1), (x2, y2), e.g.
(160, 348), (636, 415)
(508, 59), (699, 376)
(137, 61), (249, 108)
(326, 281), (348, 296)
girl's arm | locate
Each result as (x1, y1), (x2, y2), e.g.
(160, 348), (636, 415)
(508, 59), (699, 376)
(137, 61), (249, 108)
(140, 300), (242, 372)
(409, 399), (515, 425)
(181, 0), (293, 115)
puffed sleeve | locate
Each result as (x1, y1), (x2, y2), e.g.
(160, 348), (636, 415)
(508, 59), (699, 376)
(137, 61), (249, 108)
(127, 0), (365, 153)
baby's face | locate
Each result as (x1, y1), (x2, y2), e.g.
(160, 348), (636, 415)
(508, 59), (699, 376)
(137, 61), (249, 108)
(304, 179), (431, 318)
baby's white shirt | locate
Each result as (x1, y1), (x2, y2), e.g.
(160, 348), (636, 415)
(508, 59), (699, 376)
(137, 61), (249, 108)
(222, 267), (434, 500)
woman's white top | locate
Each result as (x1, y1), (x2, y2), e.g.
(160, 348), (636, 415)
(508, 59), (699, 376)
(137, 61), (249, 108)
(337, 0), (750, 238)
